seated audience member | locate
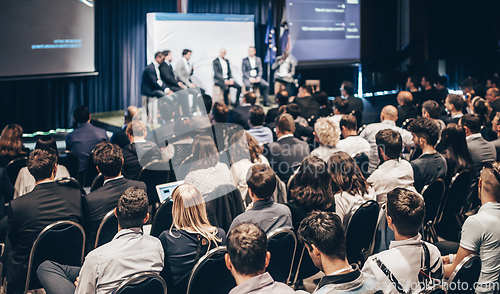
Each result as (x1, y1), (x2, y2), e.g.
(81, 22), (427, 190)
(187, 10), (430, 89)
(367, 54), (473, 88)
(328, 152), (376, 225)
(14, 136), (70, 198)
(360, 105), (413, 174)
(291, 84), (320, 123)
(297, 211), (381, 294)
(444, 94), (464, 125)
(315, 91), (333, 118)
(341, 80), (364, 114)
(247, 106), (273, 144)
(310, 118), (341, 162)
(83, 141), (146, 251)
(184, 135), (233, 195)
(329, 98), (350, 127)
(396, 91), (418, 127)
(65, 105), (108, 172)
(265, 114), (310, 182)
(471, 97), (496, 141)
(0, 124), (29, 168)
(407, 117), (447, 192)
(159, 183), (226, 294)
(122, 120), (162, 180)
(265, 90), (289, 125)
(285, 104), (314, 140)
(422, 100), (446, 132)
(5, 149), (82, 294)
(228, 164), (292, 234)
(37, 187), (164, 294)
(420, 73), (440, 105)
(229, 131), (269, 201)
(491, 113), (500, 160)
(226, 223), (295, 294)
(486, 76), (499, 89)
(435, 75), (449, 104)
(362, 188), (443, 294)
(228, 92), (257, 130)
(367, 129), (417, 206)
(486, 87), (500, 116)
(110, 106), (139, 148)
(287, 156), (334, 230)
(439, 124), (473, 185)
(336, 114), (370, 158)
(441, 161), (500, 293)
(148, 102), (176, 149)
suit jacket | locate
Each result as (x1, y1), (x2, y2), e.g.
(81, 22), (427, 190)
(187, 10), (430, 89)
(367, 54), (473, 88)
(227, 105), (253, 130)
(6, 181), (82, 292)
(110, 126), (129, 149)
(467, 134), (497, 180)
(122, 142), (163, 180)
(0, 167), (13, 220)
(65, 123), (108, 171)
(396, 104), (418, 127)
(346, 95), (364, 113)
(265, 136), (310, 182)
(293, 96), (320, 122)
(159, 62), (182, 92)
(175, 58), (193, 86)
(141, 63), (167, 97)
(242, 57), (263, 84)
(213, 58), (232, 85)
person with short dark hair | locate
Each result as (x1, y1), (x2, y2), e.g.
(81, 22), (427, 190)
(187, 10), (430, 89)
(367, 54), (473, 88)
(485, 87), (500, 116)
(211, 101), (230, 124)
(265, 90), (289, 125)
(328, 98), (349, 128)
(228, 92), (257, 130)
(297, 211), (382, 294)
(444, 94), (464, 125)
(242, 46), (270, 106)
(362, 188), (443, 294)
(214, 48), (242, 107)
(175, 49), (196, 88)
(340, 80), (364, 113)
(336, 114), (371, 158)
(228, 164), (292, 234)
(159, 50), (183, 92)
(291, 84), (320, 123)
(141, 51), (174, 98)
(110, 106), (140, 148)
(420, 73), (441, 105)
(435, 75), (449, 104)
(226, 223), (295, 294)
(65, 105), (109, 172)
(37, 187), (164, 294)
(422, 100), (446, 132)
(247, 106), (273, 144)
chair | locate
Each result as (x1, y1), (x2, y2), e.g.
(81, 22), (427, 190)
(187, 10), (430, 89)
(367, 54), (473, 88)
(266, 228), (297, 284)
(204, 185), (244, 232)
(91, 173), (105, 192)
(446, 254), (481, 294)
(421, 178), (446, 243)
(150, 198), (173, 238)
(440, 170), (471, 227)
(95, 209), (118, 249)
(58, 150), (80, 179)
(137, 160), (174, 220)
(5, 157), (28, 186)
(113, 271), (167, 294)
(345, 200), (380, 265)
(81, 151), (98, 187)
(305, 79), (320, 92)
(24, 221), (85, 293)
(290, 244), (319, 287)
(420, 286), (446, 294)
(186, 246), (236, 294)
(353, 153), (370, 179)
(56, 177), (86, 196)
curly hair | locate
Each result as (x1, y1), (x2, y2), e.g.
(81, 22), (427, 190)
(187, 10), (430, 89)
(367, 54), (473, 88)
(314, 118), (340, 147)
(407, 117), (440, 147)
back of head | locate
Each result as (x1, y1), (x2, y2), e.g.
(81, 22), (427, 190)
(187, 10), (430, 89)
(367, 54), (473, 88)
(93, 141), (123, 177)
(299, 84), (313, 96)
(27, 149), (57, 182)
(481, 162), (500, 201)
(286, 103), (301, 120)
(460, 113), (483, 134)
(397, 91), (413, 106)
(437, 75), (448, 87)
(276, 90), (289, 106)
(422, 73), (437, 86)
(340, 114), (357, 131)
(227, 223), (268, 276)
(328, 151), (369, 195)
(297, 211), (346, 261)
(191, 135), (219, 169)
(472, 98), (491, 125)
(314, 118), (340, 147)
(0, 124), (24, 156)
(244, 92), (256, 105)
(386, 188), (425, 237)
(124, 106), (139, 123)
(314, 91), (329, 106)
(246, 164), (277, 199)
(73, 105), (90, 124)
(276, 113), (295, 134)
(229, 130), (262, 163)
(342, 81), (355, 96)
(126, 120), (147, 138)
(422, 100), (441, 119)
(154, 51), (163, 59)
(408, 117), (440, 147)
(381, 105), (398, 122)
(159, 103), (174, 122)
(333, 98), (349, 114)
(409, 75), (421, 88)
(375, 129), (402, 159)
(460, 78), (474, 91)
(116, 187), (149, 229)
(212, 102), (229, 123)
(203, 94), (213, 114)
(249, 106), (265, 127)
(447, 94), (464, 111)
(35, 135), (57, 153)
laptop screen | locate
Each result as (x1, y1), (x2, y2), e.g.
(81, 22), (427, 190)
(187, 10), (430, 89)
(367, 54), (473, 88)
(155, 180), (184, 203)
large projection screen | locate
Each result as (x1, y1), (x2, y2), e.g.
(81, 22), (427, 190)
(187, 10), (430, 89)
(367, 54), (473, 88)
(146, 13), (255, 97)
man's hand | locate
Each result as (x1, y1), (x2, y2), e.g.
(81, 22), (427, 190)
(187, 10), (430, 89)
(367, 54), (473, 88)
(249, 77), (256, 83)
(74, 277), (79, 287)
(442, 254), (454, 265)
(166, 89), (174, 95)
(178, 81), (184, 88)
(189, 83), (196, 88)
(255, 77), (261, 83)
(225, 80), (234, 86)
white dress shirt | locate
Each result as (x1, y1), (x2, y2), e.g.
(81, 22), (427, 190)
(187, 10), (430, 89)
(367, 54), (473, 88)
(218, 57), (229, 79)
(336, 136), (371, 158)
(334, 187), (377, 226)
(152, 60), (163, 87)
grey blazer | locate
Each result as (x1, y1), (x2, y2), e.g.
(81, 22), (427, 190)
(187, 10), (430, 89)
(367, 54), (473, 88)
(467, 134), (497, 179)
(175, 58), (193, 86)
(242, 57), (263, 84)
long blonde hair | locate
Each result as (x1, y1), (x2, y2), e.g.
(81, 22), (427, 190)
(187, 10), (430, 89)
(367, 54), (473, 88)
(170, 183), (221, 245)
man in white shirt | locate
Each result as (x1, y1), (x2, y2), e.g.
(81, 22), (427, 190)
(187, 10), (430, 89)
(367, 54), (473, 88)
(242, 46), (269, 106)
(337, 114), (371, 159)
(214, 48), (242, 107)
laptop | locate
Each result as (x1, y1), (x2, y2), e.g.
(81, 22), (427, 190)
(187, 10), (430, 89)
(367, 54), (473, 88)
(155, 180), (184, 203)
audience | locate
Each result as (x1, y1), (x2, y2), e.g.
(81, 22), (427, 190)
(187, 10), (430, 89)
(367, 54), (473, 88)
(435, 75), (449, 104)
(362, 188), (443, 293)
(422, 100), (446, 132)
(159, 183), (226, 294)
(310, 117), (341, 162)
(407, 117), (447, 192)
(110, 106), (139, 148)
(492, 113), (500, 160)
(37, 187), (164, 294)
(291, 84), (320, 123)
(226, 223), (295, 294)
(285, 103), (314, 140)
(329, 98), (349, 128)
(149, 102), (176, 149)
(228, 92), (256, 130)
(396, 91), (418, 127)
(0, 124), (29, 168)
(265, 90), (288, 125)
(444, 94), (464, 125)
(485, 87), (500, 116)
(420, 73), (440, 104)
(247, 106), (273, 144)
(439, 123), (473, 185)
(341, 81), (364, 113)
(315, 91), (333, 118)
(336, 114), (370, 158)
(471, 97), (496, 141)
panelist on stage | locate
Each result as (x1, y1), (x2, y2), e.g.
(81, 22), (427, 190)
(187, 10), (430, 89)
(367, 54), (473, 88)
(175, 49), (196, 89)
(213, 48), (242, 107)
(159, 50), (183, 92)
(140, 51), (173, 98)
(242, 46), (269, 106)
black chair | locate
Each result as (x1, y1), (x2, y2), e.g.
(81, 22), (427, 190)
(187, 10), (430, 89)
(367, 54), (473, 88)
(58, 150), (80, 179)
(113, 271), (167, 294)
(137, 160), (174, 218)
(290, 244), (319, 287)
(186, 246), (236, 294)
(81, 151), (98, 187)
(266, 228), (297, 284)
(204, 185), (244, 233)
(24, 221), (85, 293)
(150, 197), (173, 238)
(421, 286), (446, 294)
(440, 170), (471, 227)
(56, 177), (86, 196)
(91, 173), (105, 192)
(446, 254), (481, 294)
(353, 153), (370, 179)
(421, 178), (446, 243)
(5, 157), (28, 186)
(345, 200), (380, 265)
(95, 209), (118, 249)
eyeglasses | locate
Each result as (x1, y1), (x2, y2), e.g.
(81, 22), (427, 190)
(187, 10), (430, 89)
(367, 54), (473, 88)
(482, 162), (500, 184)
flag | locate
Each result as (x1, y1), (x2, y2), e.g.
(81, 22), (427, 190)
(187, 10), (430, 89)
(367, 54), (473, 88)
(264, 9), (276, 65)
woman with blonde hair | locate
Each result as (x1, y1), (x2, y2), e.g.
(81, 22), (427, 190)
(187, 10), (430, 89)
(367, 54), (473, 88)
(0, 124), (29, 167)
(310, 117), (341, 162)
(159, 183), (226, 294)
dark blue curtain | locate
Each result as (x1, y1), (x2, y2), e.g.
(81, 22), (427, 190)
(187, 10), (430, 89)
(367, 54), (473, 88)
(0, 0), (177, 133)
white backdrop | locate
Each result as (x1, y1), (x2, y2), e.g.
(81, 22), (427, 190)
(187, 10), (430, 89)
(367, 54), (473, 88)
(147, 13), (255, 97)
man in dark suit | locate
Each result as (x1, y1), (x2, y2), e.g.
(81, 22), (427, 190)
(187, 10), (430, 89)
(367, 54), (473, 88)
(141, 52), (174, 98)
(242, 46), (269, 106)
(265, 90), (288, 125)
(341, 81), (364, 113)
(227, 92), (256, 130)
(83, 142), (146, 252)
(396, 91), (418, 127)
(159, 50), (183, 92)
(291, 84), (319, 124)
(65, 105), (109, 172)
(5, 149), (82, 294)
(110, 106), (139, 148)
(265, 114), (310, 182)
(214, 48), (241, 107)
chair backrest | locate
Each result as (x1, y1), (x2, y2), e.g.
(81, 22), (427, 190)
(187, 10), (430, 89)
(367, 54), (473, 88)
(91, 173), (105, 192)
(25, 221), (85, 292)
(266, 228), (297, 284)
(113, 271), (167, 294)
(422, 178), (446, 225)
(150, 198), (173, 238)
(58, 150), (80, 179)
(56, 177), (86, 196)
(82, 151), (98, 187)
(441, 170), (471, 222)
(447, 254), (481, 294)
(95, 209), (118, 249)
(204, 185), (244, 232)
(187, 246), (236, 294)
(345, 200), (380, 264)
(353, 153), (370, 179)
(292, 243), (319, 283)
(137, 160), (173, 207)
(6, 157), (28, 186)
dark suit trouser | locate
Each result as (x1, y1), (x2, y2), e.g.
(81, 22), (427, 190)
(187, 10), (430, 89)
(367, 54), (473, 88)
(37, 261), (80, 294)
(244, 79), (269, 105)
(215, 81), (241, 106)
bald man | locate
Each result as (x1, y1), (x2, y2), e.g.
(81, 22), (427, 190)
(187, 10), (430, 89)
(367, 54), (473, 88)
(214, 48), (242, 106)
(360, 105), (414, 174)
(110, 106), (140, 148)
(396, 91), (418, 126)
